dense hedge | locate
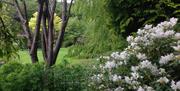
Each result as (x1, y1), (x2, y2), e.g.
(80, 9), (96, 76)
(0, 62), (95, 91)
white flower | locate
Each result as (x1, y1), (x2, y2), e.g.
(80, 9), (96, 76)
(171, 80), (180, 90)
(174, 33), (180, 39)
(136, 53), (147, 60)
(110, 74), (121, 82)
(131, 72), (140, 80)
(125, 76), (132, 84)
(145, 86), (155, 91)
(127, 36), (134, 43)
(117, 61), (123, 66)
(91, 74), (103, 83)
(157, 77), (169, 84)
(131, 66), (139, 72)
(170, 17), (178, 26)
(114, 86), (124, 91)
(144, 24), (152, 30)
(134, 36), (142, 43)
(159, 53), (174, 65)
(137, 86), (145, 91)
(139, 60), (159, 75)
(172, 45), (180, 51)
(130, 42), (137, 48)
(164, 30), (175, 37)
(104, 61), (116, 69)
(137, 29), (146, 35)
(119, 51), (130, 60)
(111, 52), (120, 59)
(140, 60), (152, 69)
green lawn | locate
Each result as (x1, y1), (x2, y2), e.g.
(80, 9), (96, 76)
(17, 48), (97, 66)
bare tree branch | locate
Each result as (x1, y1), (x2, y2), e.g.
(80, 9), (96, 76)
(47, 0), (56, 66)
(13, 0), (33, 49)
(30, 0), (44, 63)
(41, 1), (49, 62)
(53, 0), (74, 64)
(22, 0), (28, 20)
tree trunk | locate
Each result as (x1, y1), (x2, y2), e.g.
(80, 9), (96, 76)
(30, 0), (44, 63)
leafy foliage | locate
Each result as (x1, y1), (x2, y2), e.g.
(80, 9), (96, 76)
(29, 12), (61, 31)
(0, 3), (21, 62)
(63, 17), (85, 47)
(106, 0), (180, 36)
(0, 61), (95, 91)
(68, 0), (127, 58)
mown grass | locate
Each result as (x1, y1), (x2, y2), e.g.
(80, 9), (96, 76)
(17, 48), (97, 66)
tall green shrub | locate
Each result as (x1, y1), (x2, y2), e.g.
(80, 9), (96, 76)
(68, 0), (127, 58)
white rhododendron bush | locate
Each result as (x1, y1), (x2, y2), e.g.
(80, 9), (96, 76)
(90, 18), (180, 91)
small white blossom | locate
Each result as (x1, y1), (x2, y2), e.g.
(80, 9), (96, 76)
(124, 76), (132, 84)
(119, 51), (130, 60)
(139, 60), (159, 75)
(170, 17), (178, 26)
(91, 74), (103, 83)
(171, 80), (180, 91)
(144, 24), (153, 30)
(137, 86), (145, 91)
(110, 74), (121, 82)
(159, 53), (174, 65)
(172, 45), (180, 51)
(174, 33), (180, 39)
(164, 30), (175, 37)
(131, 66), (139, 72)
(139, 60), (152, 69)
(157, 77), (169, 84)
(131, 72), (140, 80)
(111, 52), (120, 59)
(145, 86), (155, 91)
(114, 86), (124, 91)
(136, 53), (147, 60)
(104, 61), (116, 69)
(127, 36), (134, 43)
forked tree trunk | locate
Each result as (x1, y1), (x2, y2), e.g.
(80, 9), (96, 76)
(8, 0), (73, 66)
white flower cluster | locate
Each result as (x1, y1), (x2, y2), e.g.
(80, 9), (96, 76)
(157, 77), (169, 84)
(91, 18), (180, 90)
(104, 61), (116, 69)
(171, 80), (180, 91)
(159, 53), (174, 65)
(137, 86), (155, 91)
(109, 74), (122, 82)
(127, 17), (178, 49)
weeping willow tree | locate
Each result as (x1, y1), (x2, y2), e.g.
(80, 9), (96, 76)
(68, 0), (127, 58)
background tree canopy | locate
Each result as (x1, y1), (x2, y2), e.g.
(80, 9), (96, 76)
(106, 0), (180, 36)
(67, 0), (180, 58)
